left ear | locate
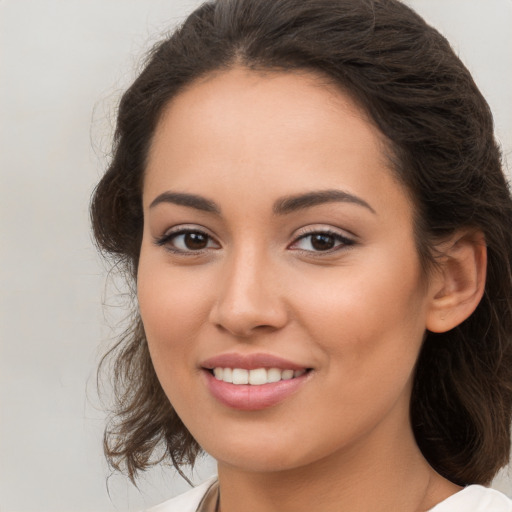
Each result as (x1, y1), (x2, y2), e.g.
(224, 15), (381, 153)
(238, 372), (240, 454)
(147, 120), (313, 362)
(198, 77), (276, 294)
(426, 230), (487, 333)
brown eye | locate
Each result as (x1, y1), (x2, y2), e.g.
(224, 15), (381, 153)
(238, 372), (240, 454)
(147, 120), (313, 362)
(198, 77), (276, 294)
(183, 232), (209, 250)
(310, 233), (336, 251)
(290, 230), (355, 253)
(156, 229), (220, 253)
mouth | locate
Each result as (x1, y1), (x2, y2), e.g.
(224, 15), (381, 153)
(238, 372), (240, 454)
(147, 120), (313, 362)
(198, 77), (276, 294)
(209, 367), (310, 385)
(200, 354), (313, 410)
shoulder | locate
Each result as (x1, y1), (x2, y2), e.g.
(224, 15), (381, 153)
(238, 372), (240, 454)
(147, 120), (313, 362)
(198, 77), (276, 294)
(429, 485), (512, 512)
(144, 477), (218, 512)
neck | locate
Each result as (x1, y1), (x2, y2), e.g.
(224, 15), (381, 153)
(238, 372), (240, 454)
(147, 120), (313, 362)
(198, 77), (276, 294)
(216, 415), (460, 512)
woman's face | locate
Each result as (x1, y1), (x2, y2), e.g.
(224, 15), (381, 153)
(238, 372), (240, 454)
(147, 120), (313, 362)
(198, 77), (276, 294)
(138, 68), (438, 473)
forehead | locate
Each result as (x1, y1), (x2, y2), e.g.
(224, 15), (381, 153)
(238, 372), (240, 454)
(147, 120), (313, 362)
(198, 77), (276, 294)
(151, 67), (384, 154)
(144, 67), (407, 216)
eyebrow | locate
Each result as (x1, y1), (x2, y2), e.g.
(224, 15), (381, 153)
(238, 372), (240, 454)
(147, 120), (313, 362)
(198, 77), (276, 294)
(149, 191), (221, 214)
(148, 188), (375, 216)
(273, 189), (376, 215)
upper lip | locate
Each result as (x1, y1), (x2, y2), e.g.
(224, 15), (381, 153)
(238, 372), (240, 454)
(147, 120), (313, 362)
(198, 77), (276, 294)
(201, 353), (308, 371)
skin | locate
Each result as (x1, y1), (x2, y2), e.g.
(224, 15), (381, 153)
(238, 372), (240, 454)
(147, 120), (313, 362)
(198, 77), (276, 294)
(138, 68), (470, 511)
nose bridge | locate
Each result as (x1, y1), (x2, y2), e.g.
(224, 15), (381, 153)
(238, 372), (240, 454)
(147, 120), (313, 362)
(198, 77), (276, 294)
(209, 241), (287, 336)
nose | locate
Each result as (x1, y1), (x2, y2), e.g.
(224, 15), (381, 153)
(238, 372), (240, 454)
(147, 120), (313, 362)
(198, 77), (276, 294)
(208, 247), (289, 338)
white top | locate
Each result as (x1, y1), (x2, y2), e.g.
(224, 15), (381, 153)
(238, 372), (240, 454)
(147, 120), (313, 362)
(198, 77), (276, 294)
(146, 477), (217, 512)
(428, 485), (512, 511)
(146, 478), (512, 512)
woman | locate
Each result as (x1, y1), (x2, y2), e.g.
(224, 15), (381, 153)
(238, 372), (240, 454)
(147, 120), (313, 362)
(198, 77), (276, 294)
(91, 0), (512, 510)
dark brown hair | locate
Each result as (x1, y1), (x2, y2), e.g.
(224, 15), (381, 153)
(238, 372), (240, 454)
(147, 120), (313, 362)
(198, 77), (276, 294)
(91, 0), (512, 486)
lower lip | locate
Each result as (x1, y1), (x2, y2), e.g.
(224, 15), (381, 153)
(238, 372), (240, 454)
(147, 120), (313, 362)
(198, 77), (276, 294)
(203, 370), (310, 411)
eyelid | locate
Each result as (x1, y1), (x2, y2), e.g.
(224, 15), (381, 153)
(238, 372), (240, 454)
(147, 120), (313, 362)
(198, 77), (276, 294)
(154, 224), (221, 253)
(153, 224), (355, 255)
(288, 226), (356, 253)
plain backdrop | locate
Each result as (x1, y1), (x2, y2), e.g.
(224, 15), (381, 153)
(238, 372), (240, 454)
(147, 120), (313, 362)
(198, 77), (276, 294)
(1, 1), (511, 511)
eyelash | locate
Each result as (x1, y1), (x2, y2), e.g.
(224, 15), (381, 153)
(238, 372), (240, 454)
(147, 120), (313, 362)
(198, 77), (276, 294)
(154, 227), (355, 255)
(154, 228), (218, 254)
(289, 229), (355, 254)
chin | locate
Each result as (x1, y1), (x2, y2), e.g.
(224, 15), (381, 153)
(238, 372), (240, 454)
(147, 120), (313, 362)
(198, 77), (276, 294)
(214, 450), (306, 474)
(199, 429), (332, 475)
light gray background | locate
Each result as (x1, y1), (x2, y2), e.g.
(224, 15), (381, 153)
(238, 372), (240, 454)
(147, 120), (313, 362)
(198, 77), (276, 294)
(1, 1), (511, 511)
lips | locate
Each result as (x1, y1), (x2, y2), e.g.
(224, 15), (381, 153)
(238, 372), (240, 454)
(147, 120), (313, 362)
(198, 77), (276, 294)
(201, 353), (312, 410)
(202, 352), (307, 371)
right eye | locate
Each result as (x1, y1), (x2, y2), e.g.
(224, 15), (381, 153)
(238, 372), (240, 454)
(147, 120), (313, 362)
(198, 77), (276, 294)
(155, 228), (220, 253)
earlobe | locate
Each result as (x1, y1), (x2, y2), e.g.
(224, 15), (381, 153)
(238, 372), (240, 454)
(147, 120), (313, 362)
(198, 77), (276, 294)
(426, 230), (487, 333)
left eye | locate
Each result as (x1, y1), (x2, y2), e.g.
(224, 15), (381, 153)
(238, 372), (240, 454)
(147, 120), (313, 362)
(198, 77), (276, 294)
(291, 232), (353, 252)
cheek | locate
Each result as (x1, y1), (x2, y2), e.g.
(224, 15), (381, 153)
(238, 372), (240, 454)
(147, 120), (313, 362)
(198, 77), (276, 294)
(292, 252), (428, 370)
(136, 258), (215, 420)
(137, 256), (211, 365)
(291, 268), (427, 434)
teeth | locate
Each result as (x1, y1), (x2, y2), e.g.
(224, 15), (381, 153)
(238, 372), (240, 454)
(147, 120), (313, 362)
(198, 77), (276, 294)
(267, 368), (282, 383)
(281, 369), (294, 380)
(248, 368), (267, 385)
(232, 368), (249, 385)
(212, 367), (307, 385)
(223, 367), (233, 383)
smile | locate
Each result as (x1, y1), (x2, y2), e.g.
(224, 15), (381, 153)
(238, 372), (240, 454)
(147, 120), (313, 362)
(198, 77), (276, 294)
(212, 367), (307, 385)
(203, 369), (312, 410)
(201, 353), (313, 410)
